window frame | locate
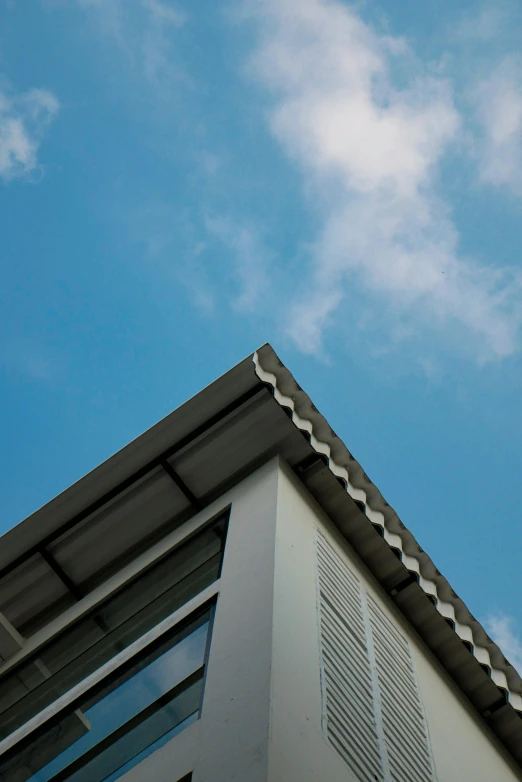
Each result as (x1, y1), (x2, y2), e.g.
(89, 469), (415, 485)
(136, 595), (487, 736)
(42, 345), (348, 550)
(0, 584), (219, 764)
(46, 668), (204, 782)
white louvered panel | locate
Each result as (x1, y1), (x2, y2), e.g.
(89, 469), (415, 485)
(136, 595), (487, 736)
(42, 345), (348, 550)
(367, 596), (435, 782)
(316, 532), (384, 782)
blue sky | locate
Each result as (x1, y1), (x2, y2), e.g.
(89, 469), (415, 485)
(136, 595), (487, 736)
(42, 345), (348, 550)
(1, 0), (522, 668)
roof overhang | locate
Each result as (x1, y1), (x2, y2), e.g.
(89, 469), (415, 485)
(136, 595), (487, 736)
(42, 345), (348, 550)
(1, 343), (521, 765)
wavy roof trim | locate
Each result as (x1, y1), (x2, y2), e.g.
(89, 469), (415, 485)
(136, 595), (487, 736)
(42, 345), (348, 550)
(253, 345), (522, 713)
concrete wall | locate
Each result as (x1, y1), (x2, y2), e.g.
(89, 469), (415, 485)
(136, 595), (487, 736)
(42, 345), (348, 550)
(268, 462), (522, 782)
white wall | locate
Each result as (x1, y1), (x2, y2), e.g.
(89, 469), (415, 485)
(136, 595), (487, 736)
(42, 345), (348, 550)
(268, 462), (522, 782)
(193, 458), (279, 782)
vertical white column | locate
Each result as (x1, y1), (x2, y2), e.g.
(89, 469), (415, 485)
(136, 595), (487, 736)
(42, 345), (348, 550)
(193, 458), (280, 782)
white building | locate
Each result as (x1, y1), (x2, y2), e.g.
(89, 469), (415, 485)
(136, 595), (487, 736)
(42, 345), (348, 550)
(0, 344), (521, 782)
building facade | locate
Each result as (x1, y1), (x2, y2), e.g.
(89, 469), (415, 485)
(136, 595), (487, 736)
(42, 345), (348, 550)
(0, 344), (521, 782)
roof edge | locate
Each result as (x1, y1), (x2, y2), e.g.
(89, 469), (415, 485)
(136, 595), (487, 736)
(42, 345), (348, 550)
(253, 344), (522, 712)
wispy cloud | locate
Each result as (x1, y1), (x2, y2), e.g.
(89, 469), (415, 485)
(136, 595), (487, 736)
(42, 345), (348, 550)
(73, 0), (186, 88)
(0, 86), (58, 182)
(451, 2), (512, 42)
(204, 215), (272, 312)
(0, 339), (63, 384)
(473, 55), (522, 194)
(142, 0), (185, 27)
(139, 0), (186, 85)
(485, 614), (522, 674)
(241, 0), (522, 360)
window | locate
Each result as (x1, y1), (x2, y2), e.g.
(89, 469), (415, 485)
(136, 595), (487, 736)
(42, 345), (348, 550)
(0, 607), (212, 782)
(0, 513), (227, 741)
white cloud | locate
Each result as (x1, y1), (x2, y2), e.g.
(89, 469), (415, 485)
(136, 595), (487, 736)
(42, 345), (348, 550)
(0, 87), (59, 182)
(242, 0), (522, 360)
(485, 614), (522, 674)
(473, 55), (522, 193)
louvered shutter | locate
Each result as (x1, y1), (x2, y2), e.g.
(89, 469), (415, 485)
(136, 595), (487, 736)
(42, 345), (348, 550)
(316, 531), (384, 782)
(367, 596), (435, 782)
(315, 530), (436, 782)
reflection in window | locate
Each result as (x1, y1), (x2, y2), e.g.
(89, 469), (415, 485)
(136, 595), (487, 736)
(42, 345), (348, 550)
(0, 610), (211, 782)
(0, 513), (227, 740)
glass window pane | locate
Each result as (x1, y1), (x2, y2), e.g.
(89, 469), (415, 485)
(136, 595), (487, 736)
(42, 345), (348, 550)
(0, 514), (226, 740)
(64, 683), (202, 782)
(0, 613), (210, 782)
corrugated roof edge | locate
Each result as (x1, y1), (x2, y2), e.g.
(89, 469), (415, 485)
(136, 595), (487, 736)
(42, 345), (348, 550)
(253, 344), (522, 712)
